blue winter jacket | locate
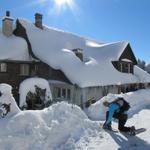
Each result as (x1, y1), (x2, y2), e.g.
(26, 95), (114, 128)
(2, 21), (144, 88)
(106, 103), (127, 124)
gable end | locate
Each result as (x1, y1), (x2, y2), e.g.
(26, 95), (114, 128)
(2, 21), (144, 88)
(119, 44), (137, 65)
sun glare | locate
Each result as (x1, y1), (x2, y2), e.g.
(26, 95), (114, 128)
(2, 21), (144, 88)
(54, 0), (73, 7)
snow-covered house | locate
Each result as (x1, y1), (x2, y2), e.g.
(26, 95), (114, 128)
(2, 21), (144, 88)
(0, 12), (52, 107)
(0, 11), (150, 108)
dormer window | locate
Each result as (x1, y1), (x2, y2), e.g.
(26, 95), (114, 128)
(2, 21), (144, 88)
(120, 62), (132, 73)
(0, 63), (7, 72)
(112, 59), (134, 74)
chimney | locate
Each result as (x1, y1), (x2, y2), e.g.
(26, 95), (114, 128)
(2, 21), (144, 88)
(72, 48), (83, 61)
(2, 11), (13, 37)
(35, 13), (43, 29)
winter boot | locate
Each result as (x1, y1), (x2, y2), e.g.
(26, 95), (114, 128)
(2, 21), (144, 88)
(130, 126), (136, 135)
(103, 123), (112, 130)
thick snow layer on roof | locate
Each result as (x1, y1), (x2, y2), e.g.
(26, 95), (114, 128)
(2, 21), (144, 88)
(19, 19), (150, 87)
(19, 77), (52, 107)
(0, 29), (30, 61)
(134, 66), (150, 82)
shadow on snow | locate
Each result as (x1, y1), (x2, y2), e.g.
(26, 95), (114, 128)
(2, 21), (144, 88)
(106, 130), (150, 150)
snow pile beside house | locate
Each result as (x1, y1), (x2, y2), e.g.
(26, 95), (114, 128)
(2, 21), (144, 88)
(0, 30), (30, 61)
(87, 89), (150, 120)
(19, 77), (52, 108)
(18, 19), (150, 87)
(0, 83), (20, 117)
(0, 101), (101, 150)
(1, 86), (150, 149)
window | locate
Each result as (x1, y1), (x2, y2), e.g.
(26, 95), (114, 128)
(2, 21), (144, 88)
(54, 87), (71, 100)
(67, 89), (71, 99)
(120, 62), (133, 73)
(0, 63), (7, 72)
(54, 87), (61, 98)
(20, 64), (29, 76)
(62, 88), (66, 98)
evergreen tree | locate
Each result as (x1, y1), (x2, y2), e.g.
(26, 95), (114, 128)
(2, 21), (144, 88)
(146, 63), (150, 74)
(137, 58), (146, 70)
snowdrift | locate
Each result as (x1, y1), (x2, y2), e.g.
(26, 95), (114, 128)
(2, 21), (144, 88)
(1, 84), (150, 150)
(87, 89), (150, 120)
(0, 101), (100, 150)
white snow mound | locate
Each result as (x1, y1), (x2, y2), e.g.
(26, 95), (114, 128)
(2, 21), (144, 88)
(0, 83), (20, 116)
(19, 77), (52, 107)
(0, 102), (100, 150)
(87, 89), (150, 120)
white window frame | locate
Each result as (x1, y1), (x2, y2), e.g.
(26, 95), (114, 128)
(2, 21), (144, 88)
(120, 62), (131, 73)
(20, 64), (29, 76)
(54, 87), (71, 100)
(0, 63), (7, 72)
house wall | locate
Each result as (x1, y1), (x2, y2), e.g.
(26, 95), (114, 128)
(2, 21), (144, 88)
(67, 83), (150, 108)
(49, 82), (119, 107)
(49, 81), (74, 103)
(80, 85), (118, 107)
(0, 61), (50, 104)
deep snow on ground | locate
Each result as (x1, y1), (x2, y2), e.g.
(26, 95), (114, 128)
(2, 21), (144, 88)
(0, 84), (150, 150)
(87, 89), (150, 121)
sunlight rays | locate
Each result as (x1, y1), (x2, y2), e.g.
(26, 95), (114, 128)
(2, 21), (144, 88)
(38, 0), (78, 15)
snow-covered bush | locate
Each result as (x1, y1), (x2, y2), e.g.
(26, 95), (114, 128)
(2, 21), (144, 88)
(19, 77), (52, 110)
(0, 83), (20, 118)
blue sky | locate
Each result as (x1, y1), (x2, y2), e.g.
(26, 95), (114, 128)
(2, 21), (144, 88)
(0, 0), (150, 63)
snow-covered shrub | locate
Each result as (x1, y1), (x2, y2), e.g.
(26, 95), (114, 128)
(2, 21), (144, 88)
(0, 83), (20, 118)
(19, 77), (52, 110)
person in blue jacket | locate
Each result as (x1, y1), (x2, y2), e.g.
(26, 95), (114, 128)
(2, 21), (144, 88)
(103, 97), (135, 134)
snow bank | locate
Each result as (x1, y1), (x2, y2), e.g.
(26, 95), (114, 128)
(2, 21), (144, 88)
(0, 102), (100, 150)
(0, 83), (20, 117)
(87, 89), (150, 120)
(0, 89), (150, 149)
(19, 77), (52, 107)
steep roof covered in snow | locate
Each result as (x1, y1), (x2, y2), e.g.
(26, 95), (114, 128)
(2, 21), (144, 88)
(18, 19), (150, 87)
(0, 28), (30, 61)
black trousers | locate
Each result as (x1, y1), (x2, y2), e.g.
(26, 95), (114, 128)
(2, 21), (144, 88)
(106, 111), (131, 132)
